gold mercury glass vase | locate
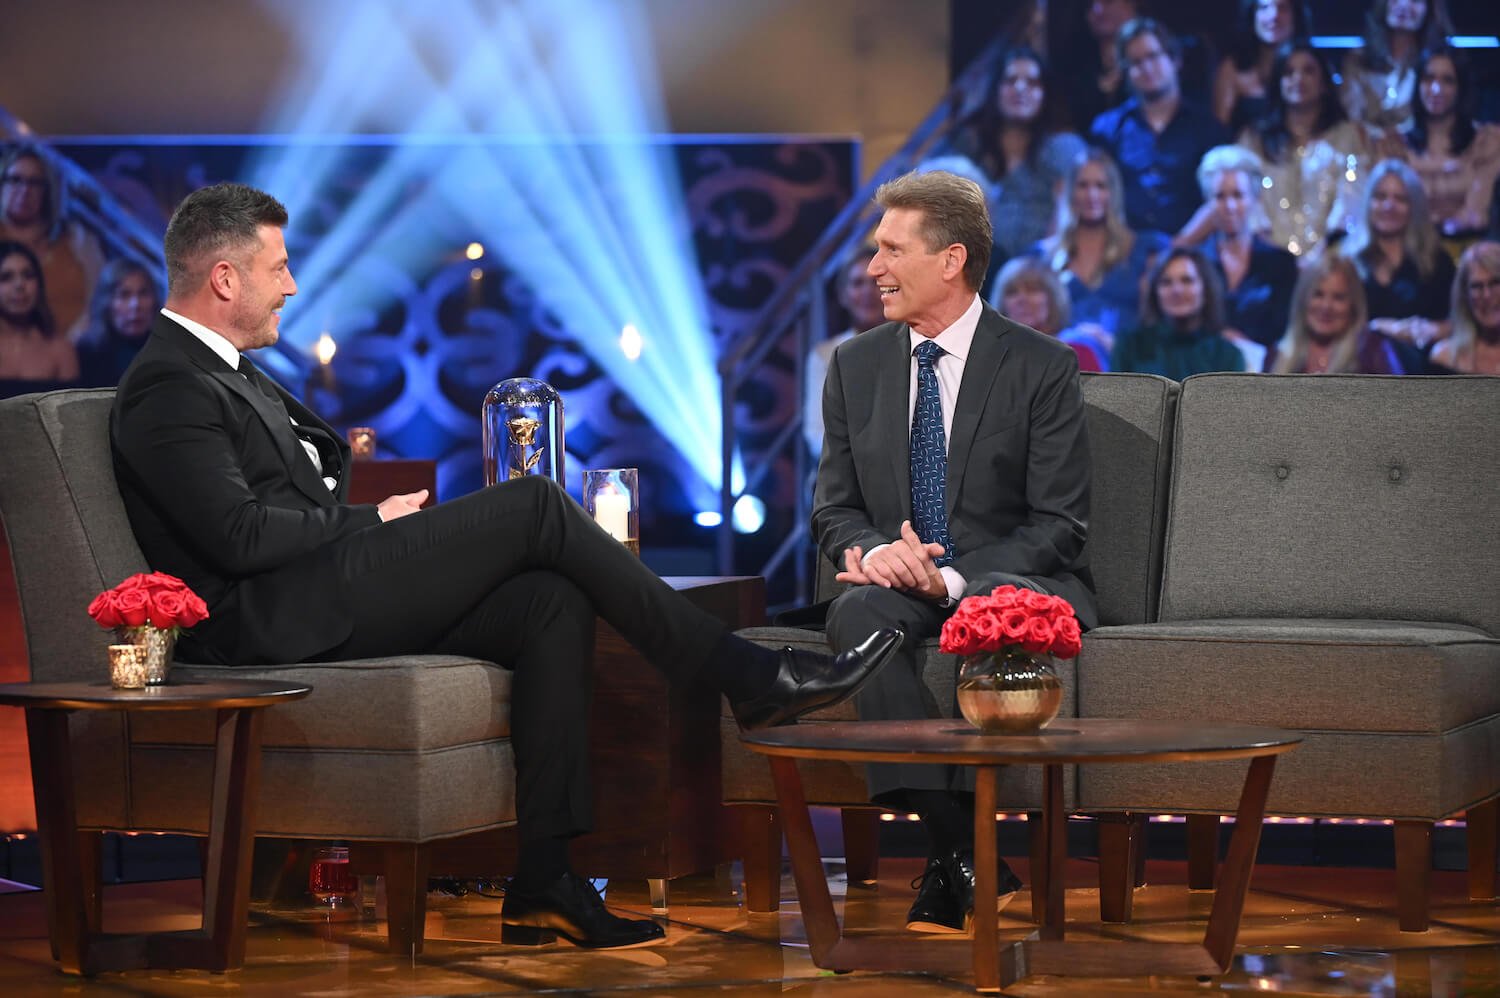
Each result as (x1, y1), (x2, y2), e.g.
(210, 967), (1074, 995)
(955, 648), (1062, 734)
(119, 626), (176, 686)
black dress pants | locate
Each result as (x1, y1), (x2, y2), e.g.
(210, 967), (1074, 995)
(317, 476), (726, 841)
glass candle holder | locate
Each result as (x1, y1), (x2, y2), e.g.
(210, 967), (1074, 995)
(108, 644), (147, 689)
(482, 378), (565, 486)
(583, 468), (639, 556)
(308, 845), (358, 908)
(346, 426), (377, 460)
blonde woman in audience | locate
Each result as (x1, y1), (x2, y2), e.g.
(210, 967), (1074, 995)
(1403, 45), (1500, 236)
(1341, 0), (1454, 138)
(0, 240), (77, 382)
(0, 144), (104, 339)
(1269, 254), (1404, 374)
(1342, 159), (1455, 357)
(989, 256), (1104, 371)
(1035, 148), (1169, 344)
(1431, 241), (1500, 374)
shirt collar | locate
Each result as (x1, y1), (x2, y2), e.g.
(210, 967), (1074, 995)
(908, 293), (982, 361)
(161, 307), (241, 371)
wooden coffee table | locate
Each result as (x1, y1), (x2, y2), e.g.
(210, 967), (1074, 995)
(742, 717), (1301, 993)
(0, 679), (311, 975)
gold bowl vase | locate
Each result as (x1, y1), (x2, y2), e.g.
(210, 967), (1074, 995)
(120, 627), (176, 685)
(956, 649), (1062, 734)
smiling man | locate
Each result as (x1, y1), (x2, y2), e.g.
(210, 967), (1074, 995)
(110, 182), (900, 950)
(812, 170), (1097, 934)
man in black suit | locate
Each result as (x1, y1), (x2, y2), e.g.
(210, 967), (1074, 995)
(111, 182), (901, 949)
(813, 171), (1096, 933)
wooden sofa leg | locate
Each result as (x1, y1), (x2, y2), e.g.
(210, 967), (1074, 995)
(736, 804), (783, 913)
(1132, 814), (1148, 887)
(1187, 814), (1219, 890)
(1096, 812), (1136, 923)
(383, 843), (432, 957)
(1467, 799), (1498, 901)
(1394, 821), (1432, 932)
(1027, 810), (1045, 923)
(841, 808), (880, 886)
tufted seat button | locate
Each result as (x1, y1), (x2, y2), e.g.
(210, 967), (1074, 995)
(1275, 465), (1290, 480)
(1389, 466), (1402, 482)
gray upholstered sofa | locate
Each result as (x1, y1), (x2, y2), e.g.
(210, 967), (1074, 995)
(0, 389), (515, 956)
(724, 372), (1500, 931)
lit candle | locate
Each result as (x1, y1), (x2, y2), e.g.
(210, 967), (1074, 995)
(593, 489), (631, 543)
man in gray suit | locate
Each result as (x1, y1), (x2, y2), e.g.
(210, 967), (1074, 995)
(813, 171), (1097, 933)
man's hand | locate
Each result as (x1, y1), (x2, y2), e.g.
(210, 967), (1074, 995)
(835, 545), (871, 585)
(377, 489), (429, 522)
(835, 520), (948, 600)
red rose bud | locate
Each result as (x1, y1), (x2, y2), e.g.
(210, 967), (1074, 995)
(115, 588), (151, 627)
(149, 590), (188, 629)
(1021, 616), (1055, 654)
(1052, 616), (1083, 659)
(87, 590), (125, 628)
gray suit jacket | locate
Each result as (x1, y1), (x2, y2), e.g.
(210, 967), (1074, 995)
(811, 303), (1098, 628)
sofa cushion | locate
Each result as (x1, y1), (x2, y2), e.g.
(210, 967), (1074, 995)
(1160, 374), (1500, 635)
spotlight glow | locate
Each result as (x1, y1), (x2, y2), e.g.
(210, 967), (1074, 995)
(315, 332), (337, 365)
(731, 494), (765, 534)
(465, 241), (485, 260)
(619, 323), (642, 361)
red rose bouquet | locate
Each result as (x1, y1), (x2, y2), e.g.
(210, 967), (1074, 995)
(88, 572), (208, 635)
(938, 585), (1082, 660)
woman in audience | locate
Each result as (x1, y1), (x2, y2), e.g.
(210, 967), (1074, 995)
(1341, 0), (1454, 137)
(1059, 0), (1139, 132)
(76, 258), (161, 387)
(989, 256), (1103, 371)
(0, 144), (104, 340)
(1194, 145), (1299, 352)
(1211, 0), (1313, 132)
(1035, 149), (1169, 353)
(1269, 254), (1404, 374)
(1111, 246), (1245, 377)
(952, 46), (1086, 264)
(1431, 241), (1500, 374)
(1403, 46), (1500, 237)
(1238, 40), (1388, 258)
(0, 240), (76, 381)
(1342, 159), (1456, 360)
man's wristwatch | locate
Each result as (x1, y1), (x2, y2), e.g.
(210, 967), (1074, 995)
(936, 595), (958, 610)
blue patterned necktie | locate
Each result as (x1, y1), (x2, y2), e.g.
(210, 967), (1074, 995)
(910, 339), (953, 567)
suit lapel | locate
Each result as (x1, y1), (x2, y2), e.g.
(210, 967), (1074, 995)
(948, 308), (1011, 504)
(878, 326), (913, 519)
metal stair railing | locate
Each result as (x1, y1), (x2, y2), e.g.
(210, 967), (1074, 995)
(716, 35), (1008, 608)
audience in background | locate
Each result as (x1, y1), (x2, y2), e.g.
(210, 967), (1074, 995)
(1090, 18), (1229, 237)
(1343, 159), (1456, 365)
(1269, 254), (1404, 374)
(1238, 39), (1385, 258)
(1403, 45), (1500, 237)
(804, 243), (882, 456)
(0, 240), (76, 382)
(0, 144), (103, 340)
(951, 46), (1086, 266)
(76, 258), (162, 387)
(989, 256), (1104, 371)
(1212, 0), (1312, 133)
(1341, 0), (1454, 138)
(1191, 145), (1298, 353)
(1111, 246), (1245, 377)
(1431, 241), (1500, 374)
(1034, 148), (1170, 351)
(1060, 0), (1140, 131)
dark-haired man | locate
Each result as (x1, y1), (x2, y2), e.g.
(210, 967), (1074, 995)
(813, 170), (1097, 933)
(111, 182), (901, 950)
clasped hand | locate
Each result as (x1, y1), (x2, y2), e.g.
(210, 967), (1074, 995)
(835, 520), (948, 601)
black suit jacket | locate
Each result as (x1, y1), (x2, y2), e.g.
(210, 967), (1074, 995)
(812, 304), (1098, 628)
(110, 314), (381, 664)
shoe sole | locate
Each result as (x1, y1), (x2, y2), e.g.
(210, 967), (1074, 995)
(501, 921), (666, 949)
(904, 890), (1022, 936)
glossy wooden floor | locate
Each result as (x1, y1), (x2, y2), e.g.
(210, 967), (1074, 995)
(0, 856), (1497, 996)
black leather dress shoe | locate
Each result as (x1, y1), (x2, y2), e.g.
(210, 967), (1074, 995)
(731, 627), (903, 730)
(501, 872), (665, 949)
(907, 848), (1025, 934)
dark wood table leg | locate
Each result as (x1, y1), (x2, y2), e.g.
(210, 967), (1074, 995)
(1202, 755), (1276, 969)
(971, 766), (1000, 992)
(1096, 812), (1136, 923)
(1040, 763), (1066, 941)
(24, 708), (88, 974)
(767, 756), (841, 963)
(1187, 814), (1219, 890)
(1468, 798), (1498, 901)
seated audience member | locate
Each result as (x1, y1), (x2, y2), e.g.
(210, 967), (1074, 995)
(0, 145), (104, 340)
(988, 256), (1104, 371)
(1212, 0), (1313, 133)
(1343, 159), (1456, 362)
(1112, 246), (1246, 377)
(1403, 45), (1500, 237)
(1239, 39), (1389, 257)
(806, 243), (882, 456)
(1035, 149), (1170, 350)
(1089, 18), (1230, 236)
(76, 258), (162, 387)
(1341, 0), (1454, 138)
(1269, 254), (1405, 374)
(1060, 0), (1140, 132)
(951, 46), (1086, 265)
(1193, 145), (1298, 350)
(0, 240), (77, 382)
(1431, 241), (1500, 374)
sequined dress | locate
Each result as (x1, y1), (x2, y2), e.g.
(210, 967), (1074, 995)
(1238, 121), (1372, 258)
